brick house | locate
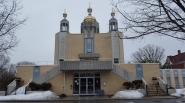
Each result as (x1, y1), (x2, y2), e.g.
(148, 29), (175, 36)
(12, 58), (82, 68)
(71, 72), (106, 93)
(165, 50), (185, 69)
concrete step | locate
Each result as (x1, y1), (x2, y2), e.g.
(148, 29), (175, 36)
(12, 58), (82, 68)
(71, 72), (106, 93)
(148, 91), (164, 93)
(147, 86), (167, 96)
(147, 94), (168, 96)
(148, 87), (160, 89)
(148, 89), (163, 92)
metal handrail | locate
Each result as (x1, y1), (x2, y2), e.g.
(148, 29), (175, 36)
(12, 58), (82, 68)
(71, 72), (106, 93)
(112, 64), (141, 82)
(25, 79), (32, 94)
(32, 66), (61, 84)
(142, 78), (148, 96)
(158, 77), (168, 93)
(7, 79), (17, 95)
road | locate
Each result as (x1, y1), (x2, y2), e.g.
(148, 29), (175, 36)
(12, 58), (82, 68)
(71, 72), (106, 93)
(0, 98), (185, 103)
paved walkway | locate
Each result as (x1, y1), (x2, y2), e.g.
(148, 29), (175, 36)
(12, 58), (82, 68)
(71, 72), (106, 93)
(61, 95), (178, 100)
(0, 96), (179, 102)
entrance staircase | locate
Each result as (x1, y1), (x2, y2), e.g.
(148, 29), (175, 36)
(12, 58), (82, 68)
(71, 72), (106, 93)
(112, 64), (141, 82)
(7, 78), (24, 95)
(111, 64), (168, 96)
(147, 84), (168, 96)
(32, 66), (61, 84)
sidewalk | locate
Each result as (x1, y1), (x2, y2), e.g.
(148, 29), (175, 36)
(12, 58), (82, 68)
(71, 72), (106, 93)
(0, 95), (179, 102)
(61, 95), (179, 101)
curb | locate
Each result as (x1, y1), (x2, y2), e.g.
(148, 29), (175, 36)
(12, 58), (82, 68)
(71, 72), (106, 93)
(0, 96), (180, 102)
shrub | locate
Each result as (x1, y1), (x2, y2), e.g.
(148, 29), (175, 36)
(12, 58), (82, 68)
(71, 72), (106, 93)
(29, 82), (40, 90)
(132, 80), (142, 89)
(40, 83), (52, 90)
(29, 82), (52, 91)
(123, 82), (134, 89)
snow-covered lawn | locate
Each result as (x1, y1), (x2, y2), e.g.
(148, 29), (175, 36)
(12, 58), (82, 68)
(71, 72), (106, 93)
(0, 91), (59, 100)
(171, 88), (185, 97)
(111, 90), (144, 99)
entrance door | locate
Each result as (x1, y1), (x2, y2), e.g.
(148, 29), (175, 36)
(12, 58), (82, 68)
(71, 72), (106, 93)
(80, 78), (86, 94)
(87, 78), (94, 94)
(80, 78), (94, 94)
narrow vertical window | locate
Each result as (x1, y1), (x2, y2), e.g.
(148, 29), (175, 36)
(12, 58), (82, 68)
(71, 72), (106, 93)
(85, 38), (93, 53)
(167, 77), (171, 87)
(174, 77), (180, 89)
(183, 77), (185, 88)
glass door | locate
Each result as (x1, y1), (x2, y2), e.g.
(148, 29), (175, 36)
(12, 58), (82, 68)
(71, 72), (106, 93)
(73, 72), (100, 95)
(87, 78), (94, 94)
(80, 78), (94, 94)
(80, 78), (86, 94)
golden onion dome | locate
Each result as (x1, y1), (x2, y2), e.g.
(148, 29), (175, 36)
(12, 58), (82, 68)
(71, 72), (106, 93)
(84, 4), (96, 22)
(84, 14), (96, 22)
(111, 9), (115, 17)
(63, 9), (67, 17)
(88, 7), (92, 10)
(111, 11), (115, 16)
(63, 12), (67, 17)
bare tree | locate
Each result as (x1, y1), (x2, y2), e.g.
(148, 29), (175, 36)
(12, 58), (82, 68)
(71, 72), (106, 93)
(0, 0), (27, 53)
(0, 53), (15, 90)
(0, 53), (10, 69)
(17, 61), (36, 66)
(111, 0), (185, 41)
(131, 44), (165, 63)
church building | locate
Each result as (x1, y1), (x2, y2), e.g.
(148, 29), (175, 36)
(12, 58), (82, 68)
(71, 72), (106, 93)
(15, 6), (172, 96)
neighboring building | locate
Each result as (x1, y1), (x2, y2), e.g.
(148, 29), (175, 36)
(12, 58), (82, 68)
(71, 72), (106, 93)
(165, 50), (185, 69)
(16, 6), (164, 96)
(160, 69), (185, 89)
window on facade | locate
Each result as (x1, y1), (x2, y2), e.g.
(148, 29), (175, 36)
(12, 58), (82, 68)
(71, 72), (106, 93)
(85, 38), (93, 53)
(183, 77), (185, 87)
(175, 77), (179, 85)
(167, 77), (171, 86)
(114, 58), (119, 63)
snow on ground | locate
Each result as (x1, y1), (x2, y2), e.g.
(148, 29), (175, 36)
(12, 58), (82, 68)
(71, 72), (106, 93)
(111, 90), (144, 99)
(0, 91), (59, 100)
(171, 88), (185, 97)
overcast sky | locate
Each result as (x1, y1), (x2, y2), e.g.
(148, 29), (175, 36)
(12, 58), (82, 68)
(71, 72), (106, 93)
(9, 0), (185, 64)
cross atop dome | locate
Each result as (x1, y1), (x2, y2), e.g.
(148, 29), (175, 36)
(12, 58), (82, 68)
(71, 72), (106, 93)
(87, 2), (92, 15)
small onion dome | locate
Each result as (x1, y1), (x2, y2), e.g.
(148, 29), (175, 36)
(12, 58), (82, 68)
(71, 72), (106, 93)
(111, 11), (115, 17)
(63, 12), (67, 17)
(84, 15), (96, 22)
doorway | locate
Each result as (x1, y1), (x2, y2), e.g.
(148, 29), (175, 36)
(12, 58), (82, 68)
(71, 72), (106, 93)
(73, 72), (100, 95)
(80, 78), (94, 94)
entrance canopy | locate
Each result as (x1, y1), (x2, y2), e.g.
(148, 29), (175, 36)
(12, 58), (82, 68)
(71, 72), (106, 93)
(59, 60), (113, 71)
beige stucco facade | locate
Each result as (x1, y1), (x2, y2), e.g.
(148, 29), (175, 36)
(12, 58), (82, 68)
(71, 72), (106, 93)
(54, 32), (123, 62)
(16, 7), (176, 96)
(17, 63), (161, 95)
(118, 63), (160, 84)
